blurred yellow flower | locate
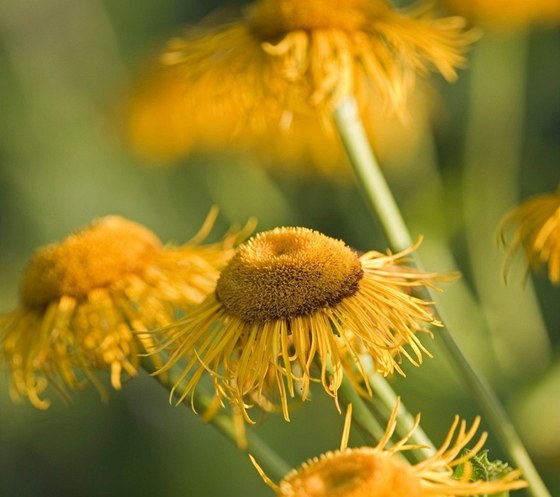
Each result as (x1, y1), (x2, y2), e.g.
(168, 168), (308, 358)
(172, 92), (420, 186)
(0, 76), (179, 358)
(441, 0), (560, 30)
(0, 211), (247, 409)
(124, 0), (475, 176)
(158, 227), (450, 421)
(254, 401), (527, 497)
(500, 188), (560, 284)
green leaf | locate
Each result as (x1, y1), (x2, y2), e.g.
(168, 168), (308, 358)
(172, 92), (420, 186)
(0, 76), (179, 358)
(453, 450), (515, 497)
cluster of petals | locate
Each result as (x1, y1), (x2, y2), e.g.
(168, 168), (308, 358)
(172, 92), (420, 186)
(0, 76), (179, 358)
(253, 400), (527, 497)
(500, 188), (560, 284)
(0, 210), (250, 408)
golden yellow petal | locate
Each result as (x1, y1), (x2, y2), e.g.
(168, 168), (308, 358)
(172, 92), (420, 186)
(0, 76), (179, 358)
(500, 190), (560, 284)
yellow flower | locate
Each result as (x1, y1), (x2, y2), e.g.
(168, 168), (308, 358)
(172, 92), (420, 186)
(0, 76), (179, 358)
(254, 401), (527, 497)
(0, 210), (248, 409)
(441, 0), (560, 30)
(124, 0), (475, 176)
(159, 227), (450, 421)
(499, 188), (560, 284)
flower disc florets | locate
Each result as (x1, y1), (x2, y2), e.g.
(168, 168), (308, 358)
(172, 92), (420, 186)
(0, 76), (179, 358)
(20, 216), (161, 309)
(216, 227), (363, 323)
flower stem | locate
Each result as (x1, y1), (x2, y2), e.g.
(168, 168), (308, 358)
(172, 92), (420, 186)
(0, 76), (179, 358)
(140, 357), (292, 482)
(336, 373), (388, 443)
(368, 372), (435, 461)
(335, 364), (435, 464)
(333, 97), (551, 497)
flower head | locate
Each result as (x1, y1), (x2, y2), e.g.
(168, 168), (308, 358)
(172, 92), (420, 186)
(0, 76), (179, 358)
(441, 0), (560, 30)
(0, 210), (248, 408)
(159, 227), (451, 421)
(124, 0), (475, 176)
(255, 401), (527, 497)
(499, 188), (560, 284)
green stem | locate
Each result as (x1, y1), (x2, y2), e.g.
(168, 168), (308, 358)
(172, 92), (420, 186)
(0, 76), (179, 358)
(368, 372), (435, 461)
(140, 358), (292, 482)
(336, 373), (388, 443)
(333, 97), (551, 497)
(334, 107), (413, 251)
(334, 361), (436, 462)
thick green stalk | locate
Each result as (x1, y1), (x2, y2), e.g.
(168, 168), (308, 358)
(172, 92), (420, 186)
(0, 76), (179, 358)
(333, 97), (551, 497)
(368, 372), (435, 461)
(330, 361), (436, 462)
(140, 358), (292, 482)
(336, 373), (389, 443)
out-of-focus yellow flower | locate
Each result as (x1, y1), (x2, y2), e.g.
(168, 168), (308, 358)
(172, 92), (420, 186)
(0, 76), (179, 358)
(500, 188), (560, 284)
(441, 0), (560, 30)
(247, 84), (436, 177)
(253, 401), (527, 497)
(158, 227), (452, 421)
(0, 210), (249, 409)
(124, 0), (475, 177)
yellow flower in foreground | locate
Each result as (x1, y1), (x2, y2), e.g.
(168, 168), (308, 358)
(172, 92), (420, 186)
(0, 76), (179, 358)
(0, 211), (248, 408)
(159, 227), (450, 421)
(253, 402), (527, 497)
(499, 188), (560, 284)
(125, 0), (475, 176)
(442, 0), (560, 30)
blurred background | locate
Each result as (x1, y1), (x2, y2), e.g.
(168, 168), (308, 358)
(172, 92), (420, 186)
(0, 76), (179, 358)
(0, 0), (559, 496)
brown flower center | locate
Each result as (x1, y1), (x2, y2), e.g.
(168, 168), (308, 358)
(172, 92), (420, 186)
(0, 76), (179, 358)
(20, 216), (162, 309)
(248, 0), (389, 40)
(215, 227), (363, 323)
